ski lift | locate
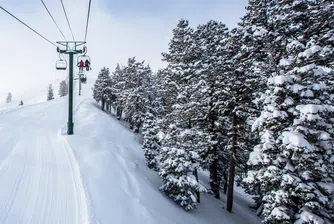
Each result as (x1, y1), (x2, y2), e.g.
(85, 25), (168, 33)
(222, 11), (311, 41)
(80, 74), (87, 84)
(56, 53), (67, 70)
(77, 46), (91, 71)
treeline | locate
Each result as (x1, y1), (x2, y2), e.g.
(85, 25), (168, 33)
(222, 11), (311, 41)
(93, 0), (334, 223)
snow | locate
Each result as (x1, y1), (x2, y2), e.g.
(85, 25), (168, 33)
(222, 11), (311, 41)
(298, 45), (322, 58)
(297, 63), (316, 73)
(296, 104), (334, 115)
(287, 40), (304, 49)
(312, 83), (327, 90)
(282, 131), (314, 152)
(0, 93), (89, 223)
(279, 58), (293, 66)
(268, 75), (293, 86)
(253, 27), (267, 37)
(313, 67), (329, 76)
(0, 83), (262, 224)
(269, 206), (290, 220)
(295, 207), (325, 224)
(290, 84), (304, 93)
(248, 146), (264, 166)
(283, 97), (294, 106)
(317, 182), (334, 194)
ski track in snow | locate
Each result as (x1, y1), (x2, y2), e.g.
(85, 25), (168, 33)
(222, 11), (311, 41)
(0, 95), (90, 224)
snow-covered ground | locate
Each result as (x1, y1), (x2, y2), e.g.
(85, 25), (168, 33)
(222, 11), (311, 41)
(0, 82), (262, 224)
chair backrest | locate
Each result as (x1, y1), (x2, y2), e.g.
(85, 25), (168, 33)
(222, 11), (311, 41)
(56, 60), (67, 70)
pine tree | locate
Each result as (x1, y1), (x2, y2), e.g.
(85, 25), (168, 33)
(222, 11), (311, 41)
(120, 58), (152, 132)
(111, 64), (126, 119)
(6, 92), (12, 103)
(191, 20), (231, 199)
(159, 124), (200, 211)
(158, 19), (200, 210)
(219, 26), (257, 212)
(236, 0), (277, 213)
(142, 74), (165, 171)
(142, 112), (160, 170)
(47, 84), (54, 101)
(93, 67), (112, 111)
(245, 0), (334, 223)
(58, 80), (68, 97)
(121, 57), (138, 128)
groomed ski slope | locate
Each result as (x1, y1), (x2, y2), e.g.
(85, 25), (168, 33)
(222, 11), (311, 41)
(0, 97), (89, 224)
(0, 89), (262, 223)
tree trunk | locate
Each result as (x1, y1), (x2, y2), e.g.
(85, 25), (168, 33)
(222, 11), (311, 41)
(227, 112), (236, 213)
(193, 168), (200, 203)
(223, 171), (228, 194)
(209, 159), (220, 199)
(116, 107), (122, 120)
(119, 109), (122, 120)
(101, 99), (105, 111)
(256, 203), (264, 216)
(134, 122), (141, 133)
(129, 119), (134, 130)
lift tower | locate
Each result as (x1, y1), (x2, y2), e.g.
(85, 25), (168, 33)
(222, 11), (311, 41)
(57, 41), (86, 135)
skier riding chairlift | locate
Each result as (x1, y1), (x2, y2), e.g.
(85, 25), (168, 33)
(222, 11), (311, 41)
(85, 59), (91, 71)
(77, 59), (84, 73)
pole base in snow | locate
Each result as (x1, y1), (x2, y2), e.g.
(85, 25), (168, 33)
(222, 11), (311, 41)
(67, 122), (74, 135)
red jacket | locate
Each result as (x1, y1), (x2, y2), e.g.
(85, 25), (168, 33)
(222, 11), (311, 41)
(78, 60), (84, 67)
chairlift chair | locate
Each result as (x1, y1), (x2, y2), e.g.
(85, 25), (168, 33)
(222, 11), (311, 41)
(80, 74), (87, 84)
(56, 60), (67, 70)
(56, 51), (67, 70)
(77, 46), (91, 70)
(56, 52), (67, 70)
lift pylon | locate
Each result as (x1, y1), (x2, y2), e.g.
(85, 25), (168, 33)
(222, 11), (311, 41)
(56, 41), (86, 135)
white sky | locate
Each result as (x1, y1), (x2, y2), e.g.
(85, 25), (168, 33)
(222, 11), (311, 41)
(0, 0), (247, 103)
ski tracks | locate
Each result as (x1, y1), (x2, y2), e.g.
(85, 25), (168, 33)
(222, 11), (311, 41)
(0, 103), (91, 223)
(58, 132), (90, 224)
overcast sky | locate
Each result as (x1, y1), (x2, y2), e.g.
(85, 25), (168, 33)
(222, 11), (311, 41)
(0, 0), (247, 103)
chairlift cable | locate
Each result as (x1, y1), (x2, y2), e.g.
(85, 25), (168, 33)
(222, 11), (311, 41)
(60, 0), (75, 41)
(41, 0), (67, 41)
(0, 6), (57, 47)
(84, 0), (92, 43)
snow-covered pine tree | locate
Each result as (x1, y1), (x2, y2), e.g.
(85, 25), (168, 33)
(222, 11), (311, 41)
(192, 20), (231, 199)
(155, 68), (175, 115)
(132, 63), (152, 133)
(93, 67), (112, 111)
(236, 0), (278, 212)
(218, 25), (264, 212)
(6, 92), (12, 103)
(47, 84), (54, 101)
(142, 112), (160, 170)
(317, 1), (334, 221)
(121, 58), (152, 132)
(142, 73), (165, 171)
(58, 80), (68, 97)
(158, 19), (200, 210)
(111, 64), (126, 119)
(245, 0), (334, 223)
(121, 57), (138, 128)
